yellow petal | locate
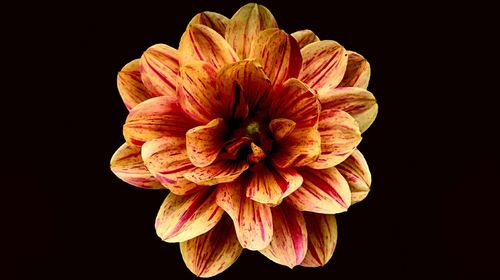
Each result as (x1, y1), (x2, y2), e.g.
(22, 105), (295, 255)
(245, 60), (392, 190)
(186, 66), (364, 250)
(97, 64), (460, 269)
(110, 143), (164, 189)
(117, 59), (155, 110)
(338, 51), (371, 89)
(188, 11), (229, 36)
(183, 160), (249, 186)
(291, 29), (320, 49)
(225, 3), (278, 59)
(337, 149), (372, 204)
(186, 118), (228, 168)
(247, 142), (266, 164)
(140, 44), (179, 97)
(300, 213), (337, 267)
(269, 118), (296, 142)
(271, 127), (321, 168)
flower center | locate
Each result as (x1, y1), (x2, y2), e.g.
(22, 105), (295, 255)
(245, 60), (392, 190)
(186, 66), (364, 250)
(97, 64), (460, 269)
(246, 121), (260, 137)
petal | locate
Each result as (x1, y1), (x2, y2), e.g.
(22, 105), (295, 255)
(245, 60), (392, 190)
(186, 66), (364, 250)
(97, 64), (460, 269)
(186, 118), (228, 168)
(319, 87), (378, 133)
(141, 136), (201, 195)
(308, 109), (362, 169)
(336, 149), (372, 204)
(271, 127), (321, 168)
(123, 96), (197, 146)
(117, 59), (155, 110)
(140, 44), (179, 97)
(249, 28), (302, 92)
(180, 215), (242, 277)
(269, 118), (296, 141)
(247, 142), (266, 164)
(110, 143), (164, 189)
(225, 3), (278, 59)
(291, 29), (320, 49)
(298, 40), (348, 94)
(221, 136), (253, 160)
(188, 11), (229, 36)
(216, 178), (273, 250)
(260, 203), (308, 268)
(338, 51), (371, 89)
(286, 167), (351, 214)
(184, 160), (249, 186)
(301, 213), (337, 267)
(178, 24), (238, 69)
(269, 78), (320, 128)
(246, 164), (303, 205)
(155, 187), (224, 243)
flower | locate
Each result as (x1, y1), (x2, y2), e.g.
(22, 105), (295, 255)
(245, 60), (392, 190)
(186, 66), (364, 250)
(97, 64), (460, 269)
(110, 3), (377, 277)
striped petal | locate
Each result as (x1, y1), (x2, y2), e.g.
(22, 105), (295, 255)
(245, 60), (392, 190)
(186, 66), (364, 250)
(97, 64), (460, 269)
(155, 187), (224, 243)
(269, 118), (296, 141)
(291, 29), (320, 49)
(246, 163), (303, 205)
(110, 143), (163, 189)
(271, 127), (321, 168)
(180, 215), (242, 278)
(117, 59), (155, 110)
(269, 78), (320, 128)
(141, 136), (201, 195)
(299, 40), (348, 95)
(319, 87), (378, 133)
(260, 203), (308, 268)
(249, 28), (302, 93)
(308, 109), (362, 169)
(179, 24), (238, 69)
(337, 149), (372, 204)
(286, 167), (351, 214)
(338, 51), (371, 89)
(188, 11), (229, 36)
(225, 3), (278, 59)
(186, 118), (228, 168)
(301, 213), (337, 267)
(247, 142), (266, 164)
(123, 96), (196, 146)
(140, 44), (179, 97)
(216, 178), (273, 250)
(184, 160), (249, 186)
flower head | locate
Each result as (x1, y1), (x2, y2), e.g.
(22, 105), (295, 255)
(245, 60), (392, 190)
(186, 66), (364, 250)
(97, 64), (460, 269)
(111, 3), (377, 277)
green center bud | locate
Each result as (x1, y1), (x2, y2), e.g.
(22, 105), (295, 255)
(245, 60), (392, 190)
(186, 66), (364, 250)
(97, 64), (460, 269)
(246, 121), (260, 136)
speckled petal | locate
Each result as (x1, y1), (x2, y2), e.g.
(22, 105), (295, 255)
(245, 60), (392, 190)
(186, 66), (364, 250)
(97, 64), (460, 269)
(337, 149), (372, 204)
(140, 44), (179, 97)
(116, 59), (155, 110)
(291, 30), (319, 49)
(300, 213), (337, 267)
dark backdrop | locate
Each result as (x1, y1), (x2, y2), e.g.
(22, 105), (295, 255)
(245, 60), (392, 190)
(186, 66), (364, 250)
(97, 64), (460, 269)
(11, 1), (498, 279)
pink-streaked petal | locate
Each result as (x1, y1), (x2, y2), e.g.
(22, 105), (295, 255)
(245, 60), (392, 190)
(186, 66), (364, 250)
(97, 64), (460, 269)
(259, 203), (307, 268)
(155, 187), (224, 243)
(117, 59), (155, 110)
(338, 51), (371, 89)
(271, 127), (321, 168)
(186, 118), (228, 168)
(291, 29), (320, 49)
(247, 142), (266, 164)
(110, 143), (164, 189)
(337, 149), (372, 204)
(269, 118), (296, 142)
(221, 136), (253, 160)
(286, 167), (351, 214)
(188, 11), (229, 36)
(216, 178), (273, 250)
(140, 44), (179, 97)
(184, 160), (249, 186)
(301, 213), (337, 267)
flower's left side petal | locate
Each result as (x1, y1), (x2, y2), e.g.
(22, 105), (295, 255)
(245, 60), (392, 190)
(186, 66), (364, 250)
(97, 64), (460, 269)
(180, 215), (242, 278)
(155, 187), (224, 243)
(300, 213), (337, 267)
(110, 143), (164, 189)
(179, 24), (238, 70)
(117, 59), (155, 110)
(140, 44), (179, 97)
(291, 30), (319, 49)
(271, 127), (321, 169)
(186, 118), (228, 168)
(336, 149), (372, 204)
(123, 96), (197, 146)
(260, 203), (308, 268)
(338, 51), (371, 89)
(189, 11), (229, 36)
(184, 160), (249, 186)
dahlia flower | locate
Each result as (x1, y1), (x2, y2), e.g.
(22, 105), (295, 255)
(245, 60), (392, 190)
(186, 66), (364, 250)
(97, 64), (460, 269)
(111, 3), (377, 277)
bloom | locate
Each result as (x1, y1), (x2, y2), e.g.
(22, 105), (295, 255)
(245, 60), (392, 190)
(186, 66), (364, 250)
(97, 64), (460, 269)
(111, 3), (377, 277)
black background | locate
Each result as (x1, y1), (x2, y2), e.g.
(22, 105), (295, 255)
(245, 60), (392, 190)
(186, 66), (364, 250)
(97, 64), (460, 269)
(10, 1), (499, 279)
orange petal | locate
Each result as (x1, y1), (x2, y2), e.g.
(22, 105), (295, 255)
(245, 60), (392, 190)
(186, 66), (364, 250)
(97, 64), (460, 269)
(299, 40), (348, 94)
(123, 96), (196, 146)
(141, 136), (201, 195)
(117, 59), (155, 110)
(337, 149), (372, 204)
(291, 29), (320, 49)
(221, 136), (253, 160)
(308, 109), (362, 169)
(186, 118), (228, 168)
(188, 11), (229, 36)
(271, 127), (321, 168)
(179, 24), (238, 69)
(269, 78), (320, 128)
(247, 142), (266, 164)
(184, 160), (249, 186)
(225, 3), (278, 59)
(338, 51), (371, 89)
(216, 178), (273, 250)
(110, 143), (164, 189)
(286, 167), (351, 214)
(269, 118), (296, 141)
(300, 213), (337, 267)
(259, 203), (308, 268)
(155, 187), (223, 243)
(319, 87), (378, 133)
(180, 215), (242, 277)
(140, 44), (179, 97)
(249, 28), (302, 92)
(246, 164), (303, 205)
